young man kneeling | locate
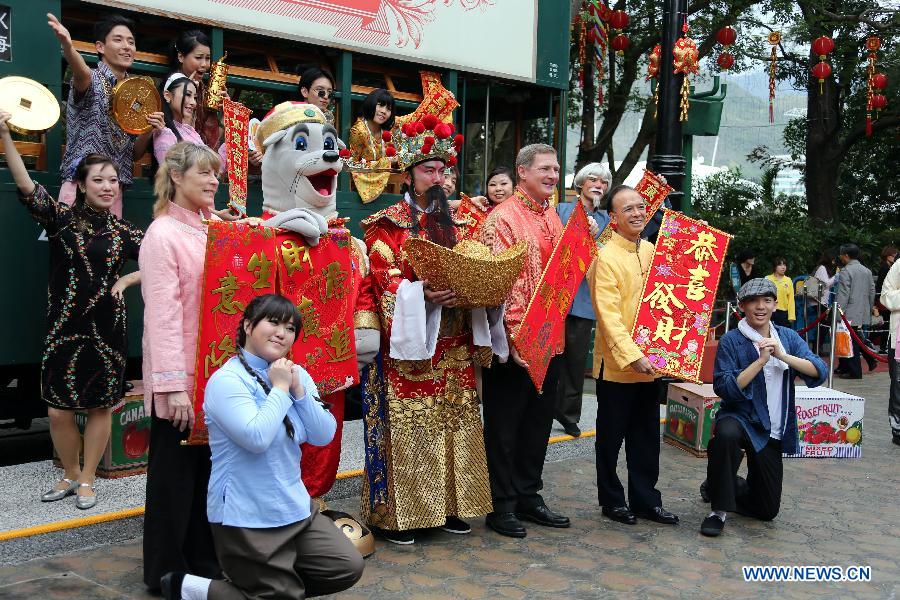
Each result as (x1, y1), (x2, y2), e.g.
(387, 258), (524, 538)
(701, 278), (827, 537)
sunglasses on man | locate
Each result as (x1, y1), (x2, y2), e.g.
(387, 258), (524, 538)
(314, 88), (334, 100)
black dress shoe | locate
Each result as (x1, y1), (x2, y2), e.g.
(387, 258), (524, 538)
(892, 435), (900, 447)
(516, 504), (571, 528)
(562, 422), (581, 437)
(370, 525), (415, 545)
(486, 512), (526, 538)
(700, 514), (725, 537)
(159, 572), (184, 600)
(439, 516), (471, 534)
(636, 506), (680, 525)
(601, 505), (636, 525)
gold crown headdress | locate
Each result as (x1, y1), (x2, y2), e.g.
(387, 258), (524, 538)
(341, 113), (463, 173)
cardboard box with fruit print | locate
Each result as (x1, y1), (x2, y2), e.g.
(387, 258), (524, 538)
(784, 386), (864, 458)
(53, 381), (151, 478)
(664, 382), (720, 457)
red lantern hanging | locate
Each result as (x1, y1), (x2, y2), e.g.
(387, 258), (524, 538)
(609, 9), (629, 31)
(716, 26), (737, 47)
(865, 35), (882, 136)
(811, 61), (832, 83)
(767, 31), (781, 123)
(611, 34), (629, 53)
(673, 36), (699, 122)
(872, 72), (888, 90)
(811, 35), (834, 59)
(716, 52), (734, 70)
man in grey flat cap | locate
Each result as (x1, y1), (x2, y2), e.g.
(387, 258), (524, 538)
(701, 278), (827, 537)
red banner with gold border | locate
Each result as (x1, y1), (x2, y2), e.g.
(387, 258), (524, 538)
(189, 221), (278, 444)
(187, 222), (358, 444)
(512, 202), (598, 392)
(631, 210), (732, 383)
(598, 169), (673, 247)
(223, 99), (252, 216)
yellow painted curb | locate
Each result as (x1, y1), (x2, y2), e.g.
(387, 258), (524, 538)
(0, 420), (666, 541)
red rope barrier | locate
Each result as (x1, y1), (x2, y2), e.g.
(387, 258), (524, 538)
(840, 313), (889, 363)
(796, 308), (831, 335)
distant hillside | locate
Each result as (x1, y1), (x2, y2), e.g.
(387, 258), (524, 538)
(566, 73), (807, 182)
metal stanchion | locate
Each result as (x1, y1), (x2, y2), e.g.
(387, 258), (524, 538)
(725, 302), (733, 332)
(827, 304), (839, 388)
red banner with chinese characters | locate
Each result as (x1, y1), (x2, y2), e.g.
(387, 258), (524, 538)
(456, 193), (488, 240)
(631, 210), (732, 383)
(223, 98), (253, 216)
(598, 169), (673, 247)
(188, 222), (359, 444)
(275, 227), (359, 396)
(512, 202), (598, 392)
(189, 221), (278, 444)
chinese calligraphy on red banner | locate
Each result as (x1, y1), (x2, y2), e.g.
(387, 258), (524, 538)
(632, 210), (732, 383)
(512, 202), (598, 392)
(455, 193), (488, 240)
(597, 169), (673, 247)
(188, 221), (358, 444)
(222, 99), (252, 216)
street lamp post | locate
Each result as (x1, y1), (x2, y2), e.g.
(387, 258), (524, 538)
(648, 0), (687, 211)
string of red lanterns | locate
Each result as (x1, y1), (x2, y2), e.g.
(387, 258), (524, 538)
(810, 35), (834, 94)
(715, 26), (736, 71)
(865, 35), (887, 136)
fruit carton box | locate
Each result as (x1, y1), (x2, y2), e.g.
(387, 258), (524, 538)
(53, 381), (151, 478)
(664, 382), (720, 457)
(784, 386), (864, 458)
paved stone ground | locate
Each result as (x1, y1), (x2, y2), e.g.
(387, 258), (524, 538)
(1, 374), (897, 599)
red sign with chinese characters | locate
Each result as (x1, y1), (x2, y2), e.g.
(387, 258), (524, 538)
(512, 202), (598, 392)
(598, 169), (673, 247)
(455, 193), (488, 240)
(632, 210), (732, 383)
(188, 221), (358, 444)
(223, 98), (253, 216)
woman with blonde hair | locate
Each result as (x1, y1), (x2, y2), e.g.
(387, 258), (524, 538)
(141, 141), (233, 592)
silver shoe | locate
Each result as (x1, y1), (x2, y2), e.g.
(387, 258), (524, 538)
(41, 478), (78, 502)
(75, 483), (97, 510)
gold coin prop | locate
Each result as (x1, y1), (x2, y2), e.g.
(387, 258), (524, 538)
(110, 76), (161, 134)
(0, 76), (61, 134)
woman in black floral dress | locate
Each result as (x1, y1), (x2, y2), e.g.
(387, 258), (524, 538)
(1, 112), (142, 510)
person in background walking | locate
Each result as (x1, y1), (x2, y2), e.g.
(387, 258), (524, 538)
(874, 245), (898, 352)
(766, 258), (794, 328)
(553, 162), (609, 438)
(835, 244), (877, 379)
(877, 257), (900, 445)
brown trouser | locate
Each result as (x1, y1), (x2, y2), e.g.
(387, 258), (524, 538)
(208, 509), (364, 600)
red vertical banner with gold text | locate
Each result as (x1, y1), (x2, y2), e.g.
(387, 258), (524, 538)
(631, 210), (732, 383)
(276, 227), (359, 397)
(188, 221), (278, 444)
(222, 98), (253, 216)
(512, 202), (599, 392)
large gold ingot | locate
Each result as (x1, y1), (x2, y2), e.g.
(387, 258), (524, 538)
(110, 76), (161, 134)
(206, 53), (229, 111)
(0, 76), (61, 134)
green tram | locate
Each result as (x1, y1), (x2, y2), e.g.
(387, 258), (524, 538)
(0, 0), (569, 426)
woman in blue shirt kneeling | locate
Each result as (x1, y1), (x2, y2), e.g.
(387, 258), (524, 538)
(161, 294), (364, 600)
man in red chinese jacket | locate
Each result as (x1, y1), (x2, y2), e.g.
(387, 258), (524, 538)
(479, 143), (570, 538)
(357, 117), (492, 545)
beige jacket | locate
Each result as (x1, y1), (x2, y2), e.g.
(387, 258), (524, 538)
(879, 259), (900, 349)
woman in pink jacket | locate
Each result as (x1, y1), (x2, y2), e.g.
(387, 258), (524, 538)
(140, 141), (225, 592)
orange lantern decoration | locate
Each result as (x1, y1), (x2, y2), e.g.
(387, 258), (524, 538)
(865, 35), (882, 136)
(673, 36), (699, 122)
(767, 31), (781, 123)
(646, 44), (661, 118)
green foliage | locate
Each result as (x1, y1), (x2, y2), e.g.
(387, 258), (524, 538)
(693, 167), (893, 279)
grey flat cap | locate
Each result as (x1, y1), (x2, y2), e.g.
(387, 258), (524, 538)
(737, 277), (778, 302)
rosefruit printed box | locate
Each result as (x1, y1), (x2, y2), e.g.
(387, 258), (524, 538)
(53, 381), (151, 478)
(664, 382), (720, 457)
(784, 386), (864, 458)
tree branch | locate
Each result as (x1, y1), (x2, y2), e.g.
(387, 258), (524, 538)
(839, 113), (900, 159)
(816, 7), (899, 31)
